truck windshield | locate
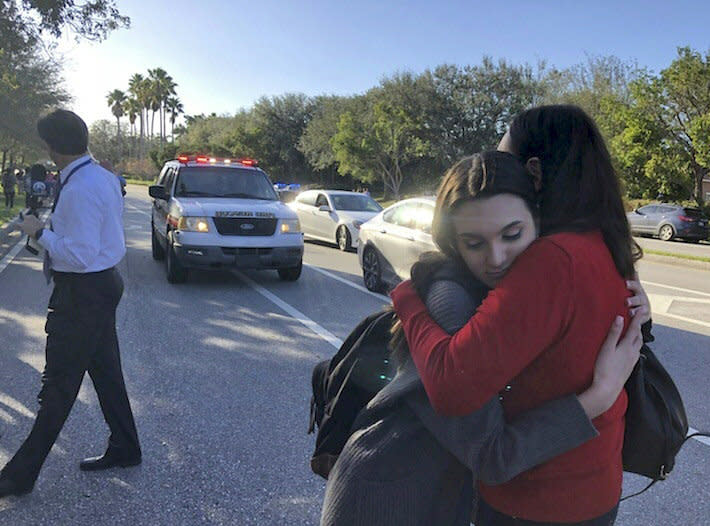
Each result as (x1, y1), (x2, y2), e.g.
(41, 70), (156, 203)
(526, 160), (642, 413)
(174, 167), (278, 200)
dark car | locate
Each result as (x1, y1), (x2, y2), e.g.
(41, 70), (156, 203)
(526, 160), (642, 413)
(627, 203), (709, 242)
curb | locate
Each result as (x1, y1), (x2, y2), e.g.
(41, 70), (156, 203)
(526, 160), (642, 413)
(643, 252), (710, 272)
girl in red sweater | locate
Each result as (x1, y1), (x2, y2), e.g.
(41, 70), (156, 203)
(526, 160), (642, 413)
(391, 105), (646, 525)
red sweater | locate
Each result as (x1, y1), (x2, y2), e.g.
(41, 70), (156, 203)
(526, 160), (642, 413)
(390, 231), (630, 522)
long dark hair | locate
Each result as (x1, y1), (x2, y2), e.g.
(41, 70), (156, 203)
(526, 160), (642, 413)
(506, 105), (642, 278)
(390, 151), (538, 366)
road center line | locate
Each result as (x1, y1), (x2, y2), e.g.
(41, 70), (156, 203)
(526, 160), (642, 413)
(232, 270), (343, 350)
(305, 264), (390, 302)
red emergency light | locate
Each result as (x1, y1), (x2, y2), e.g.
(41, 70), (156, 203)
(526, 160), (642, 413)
(176, 155), (258, 167)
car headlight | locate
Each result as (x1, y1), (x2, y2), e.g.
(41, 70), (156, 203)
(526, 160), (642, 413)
(280, 218), (301, 233)
(177, 216), (210, 232)
(352, 220), (363, 230)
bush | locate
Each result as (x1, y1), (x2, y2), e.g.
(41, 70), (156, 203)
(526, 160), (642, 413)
(119, 158), (158, 181)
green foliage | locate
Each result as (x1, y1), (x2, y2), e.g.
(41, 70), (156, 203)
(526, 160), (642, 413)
(149, 143), (179, 170)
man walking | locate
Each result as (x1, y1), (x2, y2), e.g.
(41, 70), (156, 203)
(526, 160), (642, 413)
(1, 168), (16, 208)
(1, 109), (141, 497)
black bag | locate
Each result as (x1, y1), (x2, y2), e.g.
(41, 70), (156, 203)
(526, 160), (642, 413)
(308, 309), (396, 479)
(621, 343), (709, 499)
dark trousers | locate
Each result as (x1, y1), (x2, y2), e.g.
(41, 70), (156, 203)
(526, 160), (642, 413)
(476, 499), (618, 526)
(3, 191), (13, 208)
(1, 268), (140, 486)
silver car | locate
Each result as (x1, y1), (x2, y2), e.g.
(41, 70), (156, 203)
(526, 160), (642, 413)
(289, 190), (383, 251)
(357, 197), (437, 292)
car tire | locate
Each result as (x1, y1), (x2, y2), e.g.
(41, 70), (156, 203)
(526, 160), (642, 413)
(362, 246), (385, 292)
(151, 223), (165, 261)
(278, 260), (302, 281)
(166, 234), (188, 283)
(658, 224), (675, 242)
(337, 226), (352, 251)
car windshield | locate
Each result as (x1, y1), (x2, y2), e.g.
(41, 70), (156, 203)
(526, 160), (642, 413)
(330, 194), (382, 212)
(174, 167), (278, 200)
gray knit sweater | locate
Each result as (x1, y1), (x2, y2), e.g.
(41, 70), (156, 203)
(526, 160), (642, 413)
(320, 280), (598, 526)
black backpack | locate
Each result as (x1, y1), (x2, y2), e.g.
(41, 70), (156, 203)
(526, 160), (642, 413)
(621, 342), (709, 499)
(308, 309), (397, 479)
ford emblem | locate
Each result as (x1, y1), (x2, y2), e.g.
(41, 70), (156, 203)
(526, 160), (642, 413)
(240, 223), (255, 230)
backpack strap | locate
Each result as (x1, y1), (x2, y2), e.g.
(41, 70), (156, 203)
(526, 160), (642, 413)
(621, 430), (710, 501)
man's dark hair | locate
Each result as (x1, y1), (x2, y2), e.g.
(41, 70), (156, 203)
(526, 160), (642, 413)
(37, 109), (89, 155)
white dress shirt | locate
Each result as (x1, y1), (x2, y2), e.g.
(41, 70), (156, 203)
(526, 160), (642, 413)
(38, 154), (126, 273)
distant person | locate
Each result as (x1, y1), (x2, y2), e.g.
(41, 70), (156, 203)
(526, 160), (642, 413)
(1, 168), (17, 208)
(4, 109), (141, 498)
(100, 160), (126, 196)
(362, 187), (370, 197)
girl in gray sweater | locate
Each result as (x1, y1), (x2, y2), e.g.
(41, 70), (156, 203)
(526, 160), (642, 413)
(320, 152), (646, 525)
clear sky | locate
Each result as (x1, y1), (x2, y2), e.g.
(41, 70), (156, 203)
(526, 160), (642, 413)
(56, 0), (710, 125)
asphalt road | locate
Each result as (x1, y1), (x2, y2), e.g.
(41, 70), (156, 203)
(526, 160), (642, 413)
(0, 185), (708, 525)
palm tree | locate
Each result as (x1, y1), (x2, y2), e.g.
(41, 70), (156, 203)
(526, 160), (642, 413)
(148, 67), (177, 142)
(125, 97), (140, 137)
(165, 96), (184, 140)
(127, 74), (146, 142)
(106, 89), (127, 139)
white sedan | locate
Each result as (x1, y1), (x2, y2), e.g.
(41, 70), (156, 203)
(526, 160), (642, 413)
(357, 197), (437, 292)
(289, 190), (383, 251)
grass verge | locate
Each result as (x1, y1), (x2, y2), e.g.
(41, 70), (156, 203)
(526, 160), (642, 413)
(124, 178), (153, 186)
(0, 202), (24, 227)
(644, 249), (710, 264)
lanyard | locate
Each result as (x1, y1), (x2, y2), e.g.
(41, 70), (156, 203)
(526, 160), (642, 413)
(52, 159), (92, 213)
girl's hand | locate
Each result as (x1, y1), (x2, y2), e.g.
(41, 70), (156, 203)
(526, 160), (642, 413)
(626, 273), (651, 324)
(578, 313), (642, 419)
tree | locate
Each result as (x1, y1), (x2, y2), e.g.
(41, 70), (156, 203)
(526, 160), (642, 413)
(298, 95), (354, 183)
(106, 89), (126, 139)
(610, 48), (710, 205)
(0, 0), (129, 52)
(165, 96), (184, 140)
(424, 60), (539, 168)
(128, 73), (146, 144)
(249, 93), (314, 180)
(332, 94), (429, 199)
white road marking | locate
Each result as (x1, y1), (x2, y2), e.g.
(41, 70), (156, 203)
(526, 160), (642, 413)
(641, 280), (710, 298)
(305, 263), (390, 302)
(232, 270), (343, 350)
(0, 240), (25, 275)
(688, 427), (710, 447)
(647, 293), (710, 329)
(0, 210), (50, 276)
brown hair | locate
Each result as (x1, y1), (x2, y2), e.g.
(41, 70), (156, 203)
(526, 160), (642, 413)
(506, 105), (642, 278)
(390, 151), (537, 366)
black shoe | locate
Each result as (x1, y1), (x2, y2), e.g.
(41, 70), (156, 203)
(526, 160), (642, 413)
(0, 476), (34, 498)
(79, 450), (141, 472)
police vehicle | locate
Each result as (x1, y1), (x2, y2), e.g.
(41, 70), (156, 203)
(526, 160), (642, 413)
(149, 155), (304, 283)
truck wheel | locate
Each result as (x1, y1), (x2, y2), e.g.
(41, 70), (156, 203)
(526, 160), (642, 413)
(166, 235), (188, 283)
(152, 223), (165, 260)
(278, 260), (302, 281)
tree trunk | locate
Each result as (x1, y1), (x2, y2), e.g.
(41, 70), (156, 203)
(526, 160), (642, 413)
(694, 165), (707, 206)
(1, 149), (7, 172)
